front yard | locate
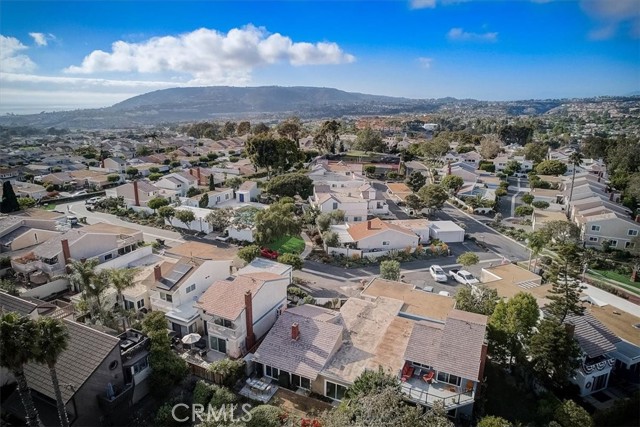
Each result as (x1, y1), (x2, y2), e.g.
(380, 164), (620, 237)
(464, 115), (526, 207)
(267, 235), (305, 254)
(589, 269), (640, 296)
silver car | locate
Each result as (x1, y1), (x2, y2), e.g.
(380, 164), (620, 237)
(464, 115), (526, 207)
(429, 265), (448, 282)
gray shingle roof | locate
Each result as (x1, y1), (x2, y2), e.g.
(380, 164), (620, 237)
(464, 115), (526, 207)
(565, 313), (620, 358)
(404, 309), (487, 381)
(23, 320), (120, 404)
(0, 292), (37, 316)
(253, 310), (344, 381)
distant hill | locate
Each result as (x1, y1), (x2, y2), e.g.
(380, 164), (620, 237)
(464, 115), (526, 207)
(0, 85), (589, 129)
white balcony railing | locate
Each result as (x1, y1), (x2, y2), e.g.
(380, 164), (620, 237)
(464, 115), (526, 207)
(208, 322), (239, 339)
(150, 297), (175, 311)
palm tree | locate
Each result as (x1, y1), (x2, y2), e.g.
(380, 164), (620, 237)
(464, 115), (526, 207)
(0, 313), (41, 427)
(67, 258), (99, 293)
(108, 268), (138, 330)
(85, 270), (112, 324)
(567, 151), (584, 218)
(527, 230), (547, 272)
(34, 317), (70, 427)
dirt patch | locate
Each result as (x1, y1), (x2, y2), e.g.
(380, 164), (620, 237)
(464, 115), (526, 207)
(272, 388), (332, 419)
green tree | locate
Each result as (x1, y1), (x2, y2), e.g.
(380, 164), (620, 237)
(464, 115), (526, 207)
(535, 160), (567, 176)
(277, 116), (302, 143)
(157, 205), (175, 221)
(277, 253), (304, 270)
(225, 176), (243, 191)
(125, 167), (139, 178)
(488, 292), (539, 365)
(205, 208), (232, 231)
(246, 135), (303, 178)
(198, 193), (209, 208)
(174, 209), (196, 228)
(316, 213), (332, 232)
(222, 121), (237, 137)
(532, 200), (550, 209)
(515, 205), (534, 216)
(499, 124), (533, 146)
(454, 286), (498, 316)
(246, 405), (284, 427)
(554, 400), (593, 427)
(440, 175), (464, 193)
(417, 184), (448, 213)
(1, 181), (20, 213)
(313, 120), (341, 153)
(477, 415), (511, 427)
(33, 317), (70, 427)
(107, 268), (137, 330)
(322, 231), (340, 247)
(406, 171), (426, 192)
(265, 173), (313, 198)
(186, 187), (202, 197)
(523, 142), (549, 163)
(527, 230), (547, 271)
(345, 366), (400, 399)
(567, 151), (584, 207)
(354, 126), (385, 152)
(148, 172), (163, 181)
(67, 258), (99, 293)
(405, 193), (426, 213)
(147, 196), (169, 213)
(529, 318), (580, 388)
(142, 311), (188, 397)
(503, 160), (521, 176)
(238, 245), (260, 264)
(208, 174), (215, 190)
(237, 121), (251, 136)
(479, 136), (502, 159)
(521, 193), (534, 205)
(107, 174), (120, 183)
(254, 201), (301, 245)
(18, 197), (37, 210)
(0, 313), (41, 427)
(419, 136), (450, 162)
(380, 260), (401, 281)
(457, 251), (479, 267)
(546, 243), (584, 322)
(364, 165), (377, 177)
(539, 221), (581, 246)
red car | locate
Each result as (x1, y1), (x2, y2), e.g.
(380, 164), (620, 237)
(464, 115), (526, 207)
(260, 248), (279, 259)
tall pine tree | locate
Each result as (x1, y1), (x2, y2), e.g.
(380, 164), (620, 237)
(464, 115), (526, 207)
(1, 181), (20, 213)
(208, 174), (215, 191)
(546, 243), (584, 322)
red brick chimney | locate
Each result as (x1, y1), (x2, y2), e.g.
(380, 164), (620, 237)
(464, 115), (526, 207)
(244, 290), (256, 351)
(291, 322), (300, 341)
(61, 239), (71, 265)
(367, 220), (372, 230)
(447, 161), (452, 175)
(133, 181), (140, 207)
(635, 215), (640, 223)
(189, 168), (194, 177)
(477, 343), (488, 384)
(101, 159), (105, 168)
(153, 264), (162, 281)
(197, 167), (202, 186)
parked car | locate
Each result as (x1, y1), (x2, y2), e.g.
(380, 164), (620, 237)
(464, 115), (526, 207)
(67, 216), (78, 225)
(429, 265), (448, 282)
(449, 269), (479, 286)
(260, 248), (279, 260)
(85, 197), (102, 205)
(438, 290), (451, 297)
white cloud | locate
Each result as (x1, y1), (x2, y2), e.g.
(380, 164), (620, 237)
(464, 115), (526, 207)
(410, 0), (436, 9)
(447, 27), (498, 42)
(0, 35), (36, 73)
(29, 32), (48, 46)
(418, 57), (433, 69)
(580, 0), (640, 39)
(64, 25), (355, 84)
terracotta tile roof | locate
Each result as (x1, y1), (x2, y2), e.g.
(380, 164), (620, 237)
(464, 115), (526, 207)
(24, 320), (120, 404)
(404, 309), (487, 381)
(196, 275), (267, 320)
(386, 183), (412, 194)
(253, 310), (344, 380)
(166, 241), (237, 260)
(347, 218), (416, 241)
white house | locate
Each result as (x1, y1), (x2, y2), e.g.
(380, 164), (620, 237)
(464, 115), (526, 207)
(196, 272), (289, 358)
(311, 192), (369, 223)
(334, 218), (420, 253)
(167, 206), (213, 233)
(236, 181), (260, 203)
(155, 172), (199, 197)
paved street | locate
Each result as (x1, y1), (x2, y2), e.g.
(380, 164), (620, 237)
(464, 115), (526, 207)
(55, 201), (185, 246)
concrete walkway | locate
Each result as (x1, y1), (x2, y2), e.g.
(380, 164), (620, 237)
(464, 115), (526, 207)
(582, 283), (640, 316)
(300, 232), (314, 259)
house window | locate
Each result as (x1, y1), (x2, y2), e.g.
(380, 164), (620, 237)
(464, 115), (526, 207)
(628, 230), (638, 236)
(608, 240), (618, 247)
(132, 356), (149, 375)
(437, 372), (462, 386)
(626, 241), (635, 249)
(124, 300), (135, 310)
(209, 336), (226, 353)
(382, 241), (390, 246)
(588, 237), (598, 242)
(592, 373), (608, 392)
(325, 381), (347, 401)
(216, 196), (221, 203)
(411, 362), (431, 370)
(591, 225), (601, 231)
(333, 202), (338, 210)
(104, 253), (113, 260)
(136, 299), (145, 309)
(225, 193), (230, 200)
(188, 324), (197, 333)
(265, 366), (280, 379)
(186, 284), (196, 293)
(353, 217), (362, 222)
(291, 374), (311, 390)
(160, 293), (173, 303)
(213, 316), (235, 329)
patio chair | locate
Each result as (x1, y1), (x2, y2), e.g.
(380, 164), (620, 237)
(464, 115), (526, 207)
(401, 363), (415, 382)
(422, 371), (435, 384)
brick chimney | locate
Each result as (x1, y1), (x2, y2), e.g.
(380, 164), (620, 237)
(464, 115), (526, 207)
(244, 291), (256, 351)
(101, 159), (105, 168)
(447, 161), (452, 175)
(636, 215), (640, 223)
(189, 168), (194, 177)
(609, 192), (614, 201)
(133, 180), (140, 207)
(477, 343), (488, 384)
(565, 322), (575, 338)
(197, 167), (202, 186)
(153, 264), (162, 281)
(61, 239), (71, 265)
(367, 220), (372, 230)
(291, 322), (300, 341)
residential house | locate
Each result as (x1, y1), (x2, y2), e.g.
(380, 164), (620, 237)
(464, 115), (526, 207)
(310, 192), (368, 223)
(155, 172), (198, 197)
(196, 272), (289, 358)
(386, 182), (413, 204)
(0, 167), (20, 182)
(166, 206), (213, 233)
(480, 263), (551, 305)
(0, 214), (64, 254)
(182, 188), (234, 208)
(440, 162), (479, 196)
(145, 256), (233, 336)
(236, 181), (260, 203)
(329, 218), (420, 254)
(403, 161), (428, 177)
(102, 157), (127, 173)
(388, 219), (465, 243)
(105, 181), (162, 208)
(576, 212), (640, 250)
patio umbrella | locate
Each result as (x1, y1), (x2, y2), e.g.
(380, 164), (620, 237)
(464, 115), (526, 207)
(181, 333), (201, 345)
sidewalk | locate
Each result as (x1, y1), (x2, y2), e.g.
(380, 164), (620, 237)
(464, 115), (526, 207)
(300, 232), (314, 259)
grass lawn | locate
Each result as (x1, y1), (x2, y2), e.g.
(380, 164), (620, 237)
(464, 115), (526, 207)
(267, 235), (305, 255)
(589, 269), (640, 295)
(41, 204), (56, 211)
(483, 363), (540, 425)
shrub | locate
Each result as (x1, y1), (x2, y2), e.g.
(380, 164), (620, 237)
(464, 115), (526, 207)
(246, 405), (285, 427)
(532, 200), (550, 209)
(515, 205), (534, 216)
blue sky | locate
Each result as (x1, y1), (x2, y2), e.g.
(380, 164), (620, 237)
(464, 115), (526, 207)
(0, 0), (638, 113)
